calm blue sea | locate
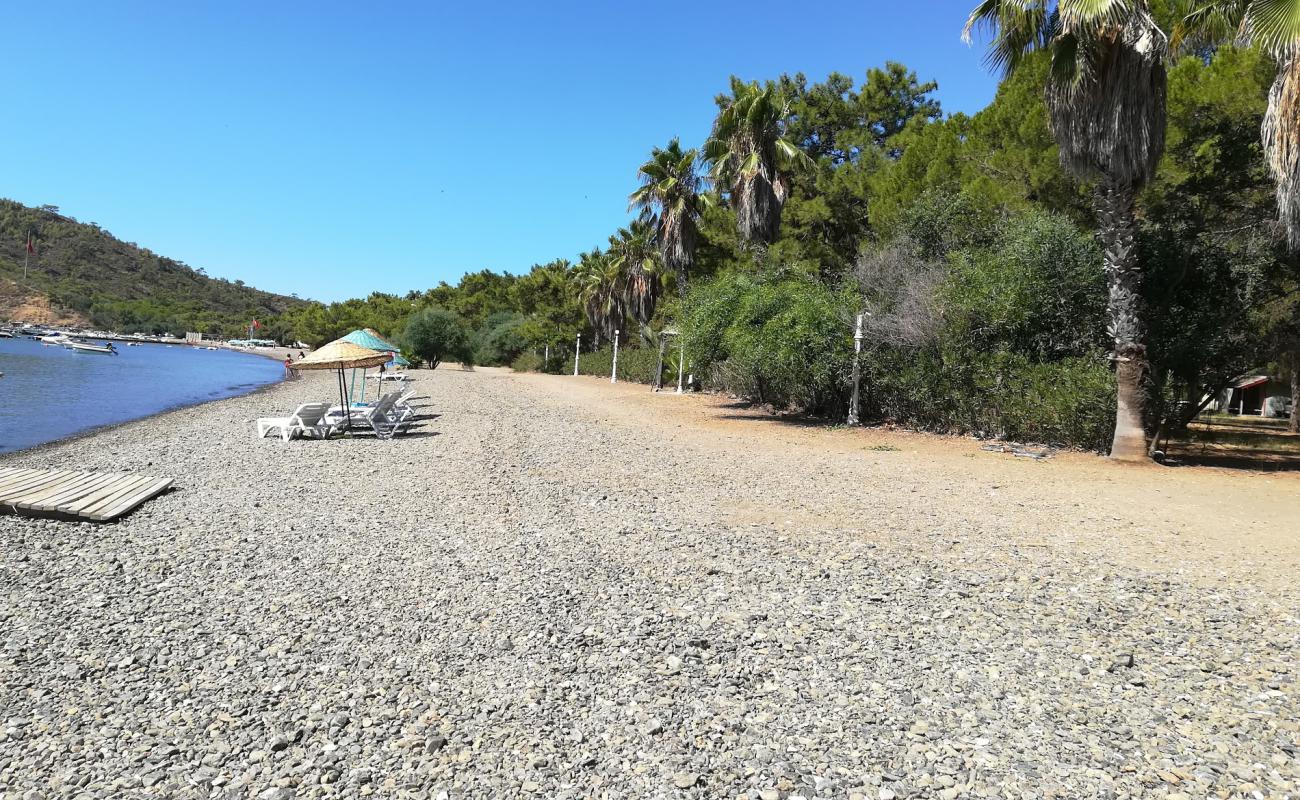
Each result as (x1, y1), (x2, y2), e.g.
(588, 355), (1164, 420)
(0, 338), (284, 454)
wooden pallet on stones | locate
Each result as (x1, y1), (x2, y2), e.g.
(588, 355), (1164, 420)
(0, 466), (172, 522)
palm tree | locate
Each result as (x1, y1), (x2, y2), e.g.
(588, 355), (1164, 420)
(629, 138), (711, 298)
(964, 1), (1169, 462)
(572, 249), (623, 345)
(1177, 1), (1300, 248)
(703, 78), (812, 248)
(607, 220), (663, 335)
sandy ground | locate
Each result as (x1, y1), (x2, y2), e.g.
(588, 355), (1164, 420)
(512, 370), (1300, 595)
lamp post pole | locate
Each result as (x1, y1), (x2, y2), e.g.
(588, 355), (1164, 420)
(677, 340), (685, 394)
(848, 313), (864, 425)
(574, 333), (581, 376)
(611, 329), (621, 384)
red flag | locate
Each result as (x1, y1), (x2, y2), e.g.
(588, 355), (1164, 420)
(252, 319), (261, 329)
(25, 235), (34, 254)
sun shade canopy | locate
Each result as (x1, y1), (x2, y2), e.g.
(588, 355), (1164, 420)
(292, 340), (391, 370)
(341, 328), (403, 353)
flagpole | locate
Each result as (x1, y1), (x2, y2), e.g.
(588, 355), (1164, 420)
(23, 231), (30, 281)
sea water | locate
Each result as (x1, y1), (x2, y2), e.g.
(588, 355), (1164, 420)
(0, 338), (284, 454)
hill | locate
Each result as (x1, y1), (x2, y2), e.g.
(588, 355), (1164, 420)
(0, 199), (307, 335)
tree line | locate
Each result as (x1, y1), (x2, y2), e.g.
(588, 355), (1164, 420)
(283, 2), (1299, 459)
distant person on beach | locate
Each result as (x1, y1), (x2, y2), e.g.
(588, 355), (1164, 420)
(299, 350), (305, 359)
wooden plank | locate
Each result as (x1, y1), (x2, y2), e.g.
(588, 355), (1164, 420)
(62, 475), (147, 517)
(72, 476), (155, 518)
(27, 473), (120, 511)
(12, 472), (98, 509)
(52, 474), (131, 514)
(0, 465), (43, 491)
(80, 476), (160, 521)
(0, 471), (72, 502)
(0, 468), (172, 522)
(0, 468), (47, 492)
(91, 477), (173, 521)
(43, 473), (126, 511)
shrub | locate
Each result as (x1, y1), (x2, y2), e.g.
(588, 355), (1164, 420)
(680, 272), (856, 413)
(402, 307), (471, 370)
(474, 313), (529, 366)
(576, 346), (665, 384)
(867, 348), (1115, 450)
(511, 351), (543, 372)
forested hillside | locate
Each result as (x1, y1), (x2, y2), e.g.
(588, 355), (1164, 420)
(0, 200), (306, 334)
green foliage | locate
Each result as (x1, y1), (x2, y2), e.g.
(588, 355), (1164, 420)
(943, 210), (1106, 361)
(511, 351), (544, 373)
(474, 312), (529, 366)
(402, 307), (470, 370)
(681, 271), (856, 413)
(576, 346), (664, 384)
(867, 349), (1116, 450)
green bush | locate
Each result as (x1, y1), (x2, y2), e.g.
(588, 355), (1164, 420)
(511, 351), (544, 372)
(402, 307), (472, 370)
(474, 313), (528, 366)
(680, 272), (856, 413)
(867, 348), (1115, 450)
(576, 346), (665, 384)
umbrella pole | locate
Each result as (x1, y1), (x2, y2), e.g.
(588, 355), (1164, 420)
(337, 369), (352, 434)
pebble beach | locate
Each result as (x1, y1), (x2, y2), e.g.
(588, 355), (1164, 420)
(1, 366), (1298, 799)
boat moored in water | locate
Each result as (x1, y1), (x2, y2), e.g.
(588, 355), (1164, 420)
(68, 341), (119, 355)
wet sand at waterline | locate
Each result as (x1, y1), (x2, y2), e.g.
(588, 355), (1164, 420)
(1, 366), (1296, 797)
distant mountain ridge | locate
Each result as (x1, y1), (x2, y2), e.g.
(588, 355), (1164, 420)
(0, 199), (307, 334)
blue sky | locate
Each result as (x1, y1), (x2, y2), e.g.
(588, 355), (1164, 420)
(4, 1), (1000, 302)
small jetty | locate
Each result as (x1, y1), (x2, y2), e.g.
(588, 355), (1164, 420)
(0, 467), (172, 522)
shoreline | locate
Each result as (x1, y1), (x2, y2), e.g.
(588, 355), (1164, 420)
(1, 374), (291, 460)
(0, 344), (292, 458)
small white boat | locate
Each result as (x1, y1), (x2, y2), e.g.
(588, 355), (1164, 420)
(0, 330), (13, 338)
(205, 346), (218, 351)
(40, 334), (69, 346)
(69, 341), (118, 355)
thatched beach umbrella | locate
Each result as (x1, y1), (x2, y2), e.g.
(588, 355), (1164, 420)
(340, 328), (406, 401)
(290, 339), (391, 432)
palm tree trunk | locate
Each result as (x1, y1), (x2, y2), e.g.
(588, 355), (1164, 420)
(1290, 353), (1300, 434)
(1096, 178), (1150, 462)
(1263, 52), (1300, 250)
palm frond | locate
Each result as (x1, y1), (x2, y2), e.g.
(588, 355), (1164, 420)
(963, 0), (1052, 75)
(1249, 0), (1300, 54)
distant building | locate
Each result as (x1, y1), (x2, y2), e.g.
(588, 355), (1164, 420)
(1214, 374), (1293, 418)
(184, 332), (203, 343)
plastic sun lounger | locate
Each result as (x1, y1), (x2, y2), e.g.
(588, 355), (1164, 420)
(256, 402), (337, 442)
(325, 394), (410, 440)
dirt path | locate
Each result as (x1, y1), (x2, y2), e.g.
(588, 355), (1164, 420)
(511, 370), (1300, 594)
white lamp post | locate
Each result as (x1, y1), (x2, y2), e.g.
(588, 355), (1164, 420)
(611, 329), (620, 384)
(848, 312), (865, 425)
(677, 341), (685, 394)
(574, 333), (581, 376)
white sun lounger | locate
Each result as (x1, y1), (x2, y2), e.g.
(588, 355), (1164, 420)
(256, 402), (337, 442)
(326, 394), (410, 440)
